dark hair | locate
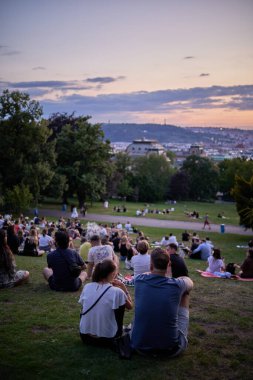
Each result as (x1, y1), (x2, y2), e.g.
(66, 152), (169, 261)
(151, 248), (170, 270)
(55, 231), (69, 249)
(137, 240), (149, 254)
(7, 224), (15, 237)
(248, 240), (253, 248)
(168, 243), (178, 251)
(92, 259), (116, 282)
(0, 229), (13, 271)
(248, 248), (253, 258)
(213, 248), (221, 260)
(42, 228), (48, 237)
(90, 234), (100, 243)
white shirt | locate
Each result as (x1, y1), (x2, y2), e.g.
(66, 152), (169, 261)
(131, 253), (151, 277)
(168, 235), (178, 245)
(39, 234), (53, 247)
(206, 256), (224, 273)
(79, 283), (126, 337)
(88, 245), (114, 265)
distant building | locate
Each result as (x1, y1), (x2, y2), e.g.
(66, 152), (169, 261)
(188, 144), (205, 156)
(126, 138), (166, 157)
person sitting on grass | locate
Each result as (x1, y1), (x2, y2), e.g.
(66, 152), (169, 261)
(206, 248), (225, 274)
(20, 228), (44, 256)
(0, 229), (29, 289)
(39, 228), (54, 253)
(87, 235), (119, 280)
(42, 231), (87, 292)
(131, 248), (193, 357)
(190, 239), (212, 260)
(79, 259), (133, 348)
(167, 243), (189, 278)
(239, 248), (253, 278)
(131, 240), (150, 278)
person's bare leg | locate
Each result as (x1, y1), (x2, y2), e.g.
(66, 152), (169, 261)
(79, 271), (87, 283)
(15, 271), (30, 286)
(43, 267), (53, 281)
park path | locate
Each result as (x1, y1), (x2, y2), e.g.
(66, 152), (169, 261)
(39, 208), (252, 236)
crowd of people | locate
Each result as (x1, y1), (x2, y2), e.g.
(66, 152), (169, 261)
(0, 212), (253, 358)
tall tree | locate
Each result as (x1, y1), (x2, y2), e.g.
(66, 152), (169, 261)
(169, 171), (190, 200)
(182, 155), (219, 200)
(132, 154), (173, 202)
(106, 153), (134, 199)
(218, 158), (253, 199)
(0, 90), (55, 205)
(232, 175), (253, 230)
(55, 117), (111, 206)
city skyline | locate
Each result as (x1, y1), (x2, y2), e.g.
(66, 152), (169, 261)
(1, 0), (253, 129)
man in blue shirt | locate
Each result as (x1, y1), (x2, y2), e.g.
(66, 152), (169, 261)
(190, 239), (212, 260)
(131, 248), (193, 357)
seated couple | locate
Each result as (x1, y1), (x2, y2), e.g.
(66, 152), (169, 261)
(79, 248), (193, 358)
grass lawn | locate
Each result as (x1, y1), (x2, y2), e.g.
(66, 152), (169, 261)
(40, 198), (239, 226)
(1, 224), (252, 380)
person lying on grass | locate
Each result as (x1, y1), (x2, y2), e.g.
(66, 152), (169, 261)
(79, 259), (133, 348)
(0, 229), (29, 289)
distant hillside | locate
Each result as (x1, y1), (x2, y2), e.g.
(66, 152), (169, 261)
(101, 123), (210, 143)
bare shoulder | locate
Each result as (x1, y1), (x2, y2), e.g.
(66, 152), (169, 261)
(179, 276), (194, 291)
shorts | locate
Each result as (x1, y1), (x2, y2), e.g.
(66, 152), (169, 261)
(134, 306), (189, 358)
(48, 276), (82, 292)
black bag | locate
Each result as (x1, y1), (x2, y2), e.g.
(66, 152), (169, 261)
(114, 333), (132, 360)
(69, 263), (82, 278)
(226, 263), (236, 275)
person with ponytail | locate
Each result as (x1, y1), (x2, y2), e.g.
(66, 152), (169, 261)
(0, 229), (29, 288)
(79, 259), (132, 348)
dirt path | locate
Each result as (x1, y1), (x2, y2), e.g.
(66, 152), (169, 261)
(39, 208), (252, 236)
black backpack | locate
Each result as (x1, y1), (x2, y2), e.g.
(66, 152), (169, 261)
(226, 263), (236, 275)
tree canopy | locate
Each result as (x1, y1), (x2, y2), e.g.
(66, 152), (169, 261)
(232, 175), (253, 230)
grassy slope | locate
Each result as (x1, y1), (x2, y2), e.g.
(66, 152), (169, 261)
(40, 199), (239, 226)
(1, 226), (252, 380)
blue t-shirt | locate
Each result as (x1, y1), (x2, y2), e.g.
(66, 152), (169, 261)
(47, 248), (84, 291)
(131, 274), (187, 351)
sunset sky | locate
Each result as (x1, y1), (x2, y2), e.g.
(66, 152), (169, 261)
(1, 0), (253, 129)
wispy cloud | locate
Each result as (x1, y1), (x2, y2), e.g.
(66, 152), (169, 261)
(2, 81), (253, 117)
(200, 73), (210, 77)
(86, 76), (125, 84)
(32, 66), (46, 71)
(0, 44), (21, 56)
(38, 85), (253, 116)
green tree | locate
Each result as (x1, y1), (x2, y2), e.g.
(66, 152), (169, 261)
(169, 171), (190, 200)
(182, 155), (219, 200)
(132, 154), (173, 202)
(232, 175), (253, 230)
(218, 158), (253, 199)
(107, 153), (134, 199)
(4, 184), (33, 213)
(0, 90), (55, 204)
(55, 117), (111, 206)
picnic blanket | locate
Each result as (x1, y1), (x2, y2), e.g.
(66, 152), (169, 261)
(196, 270), (253, 281)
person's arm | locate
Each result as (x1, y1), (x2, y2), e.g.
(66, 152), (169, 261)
(87, 262), (94, 279)
(179, 276), (194, 293)
(193, 244), (201, 254)
(112, 279), (133, 310)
